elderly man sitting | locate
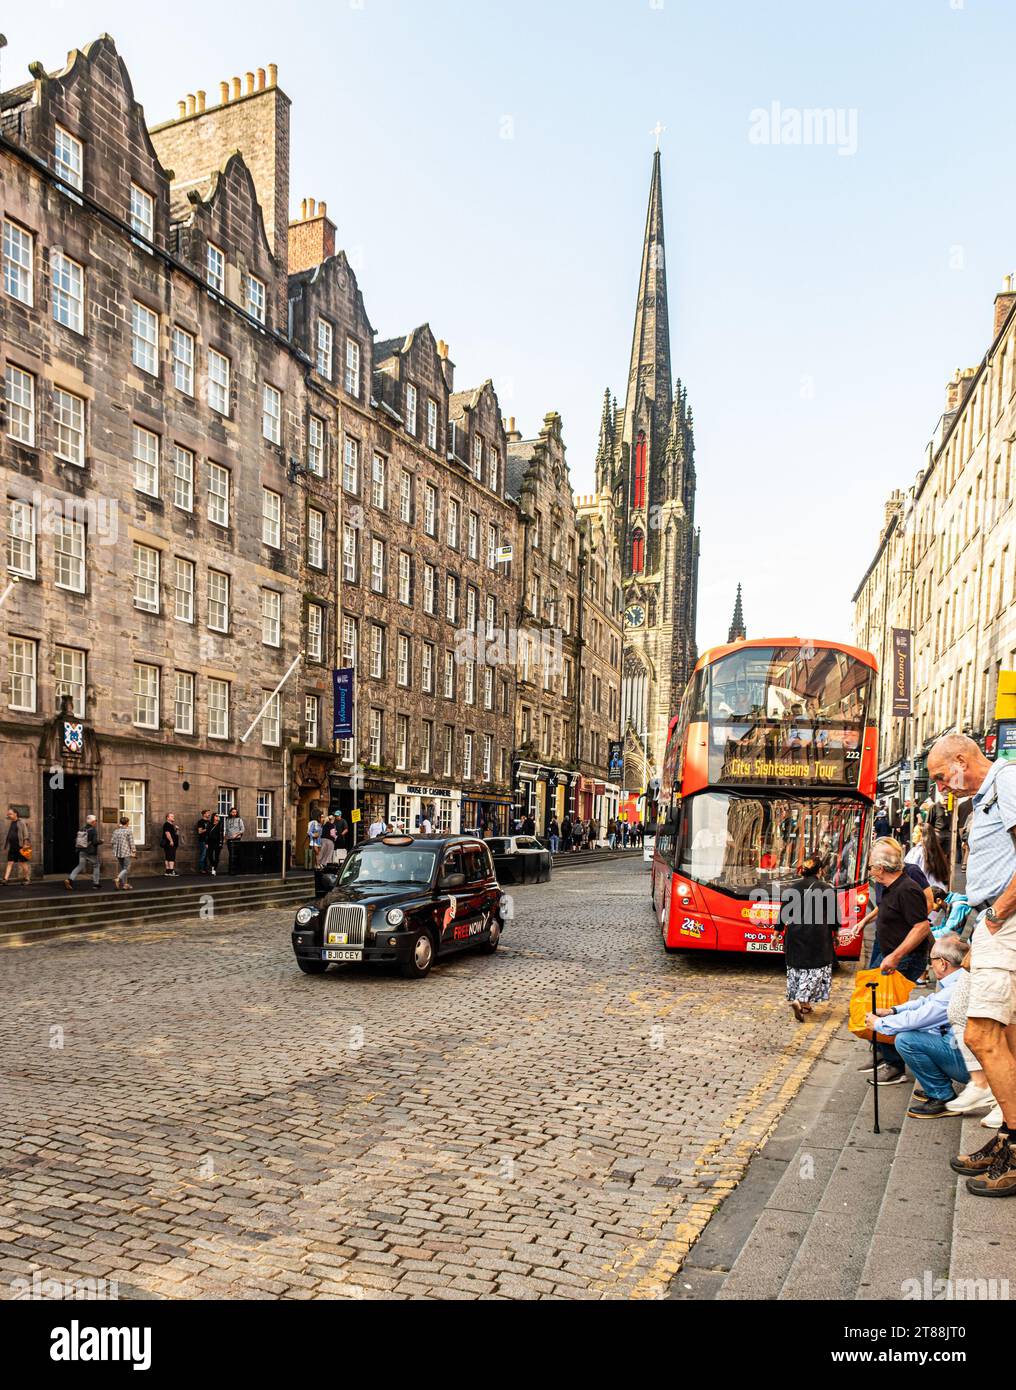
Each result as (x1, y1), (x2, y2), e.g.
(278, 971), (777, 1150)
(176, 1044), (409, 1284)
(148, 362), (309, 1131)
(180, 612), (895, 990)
(866, 934), (971, 1118)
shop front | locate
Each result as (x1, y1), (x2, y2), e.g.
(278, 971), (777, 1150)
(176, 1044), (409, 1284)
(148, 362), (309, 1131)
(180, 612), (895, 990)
(513, 759), (579, 835)
(461, 796), (513, 836)
(329, 773), (395, 845)
(389, 783), (462, 835)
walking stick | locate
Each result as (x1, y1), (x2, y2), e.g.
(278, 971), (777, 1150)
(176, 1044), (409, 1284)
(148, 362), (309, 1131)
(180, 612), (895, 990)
(869, 979), (880, 1135)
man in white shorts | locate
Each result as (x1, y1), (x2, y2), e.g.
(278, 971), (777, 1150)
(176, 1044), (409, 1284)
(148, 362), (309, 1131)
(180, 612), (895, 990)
(927, 734), (1016, 1196)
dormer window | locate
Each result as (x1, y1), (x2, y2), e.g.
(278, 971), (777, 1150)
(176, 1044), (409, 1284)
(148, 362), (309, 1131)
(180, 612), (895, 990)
(54, 126), (83, 192)
(130, 185), (154, 244)
(246, 275), (266, 325)
(206, 243), (225, 294)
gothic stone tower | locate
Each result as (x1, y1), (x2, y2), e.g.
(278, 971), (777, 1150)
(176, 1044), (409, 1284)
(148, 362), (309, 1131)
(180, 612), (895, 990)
(597, 152), (699, 787)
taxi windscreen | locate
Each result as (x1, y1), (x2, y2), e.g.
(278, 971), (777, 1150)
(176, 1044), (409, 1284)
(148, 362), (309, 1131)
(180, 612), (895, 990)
(338, 845), (438, 886)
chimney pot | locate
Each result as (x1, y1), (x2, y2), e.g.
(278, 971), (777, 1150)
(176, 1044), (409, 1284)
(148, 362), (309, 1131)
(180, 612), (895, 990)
(177, 100), (186, 118)
(197, 89), (206, 112)
(309, 197), (316, 216)
(268, 63), (278, 86)
(186, 93), (196, 115)
(257, 67), (266, 91)
(245, 71), (255, 94)
(300, 198), (308, 219)
(509, 416), (516, 432)
(319, 201), (326, 217)
(231, 76), (241, 99)
(219, 80), (229, 104)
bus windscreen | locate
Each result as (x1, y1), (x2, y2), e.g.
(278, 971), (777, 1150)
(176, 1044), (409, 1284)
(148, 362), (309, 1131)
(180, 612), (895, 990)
(706, 645), (872, 788)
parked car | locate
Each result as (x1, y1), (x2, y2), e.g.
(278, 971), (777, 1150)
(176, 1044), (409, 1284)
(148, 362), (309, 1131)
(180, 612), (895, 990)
(291, 835), (508, 980)
(485, 835), (553, 884)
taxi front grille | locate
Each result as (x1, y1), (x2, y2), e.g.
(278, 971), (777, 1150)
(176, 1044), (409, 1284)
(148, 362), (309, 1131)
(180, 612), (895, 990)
(323, 903), (368, 946)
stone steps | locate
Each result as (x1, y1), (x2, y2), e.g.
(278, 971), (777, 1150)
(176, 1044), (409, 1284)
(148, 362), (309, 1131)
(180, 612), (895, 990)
(0, 876), (309, 942)
(698, 1026), (1016, 1302)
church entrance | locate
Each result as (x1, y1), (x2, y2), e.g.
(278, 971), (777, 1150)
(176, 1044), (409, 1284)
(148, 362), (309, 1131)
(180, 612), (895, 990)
(42, 773), (84, 875)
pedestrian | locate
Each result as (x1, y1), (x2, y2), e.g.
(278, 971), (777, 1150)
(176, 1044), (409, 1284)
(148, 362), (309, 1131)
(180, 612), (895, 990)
(590, 817), (600, 849)
(367, 814), (385, 840)
(522, 812), (536, 838)
(161, 813), (181, 876)
(206, 813), (224, 876)
(874, 803), (892, 839)
(333, 812), (349, 854)
(224, 806), (245, 874)
(307, 812), (322, 868)
(65, 813), (101, 890)
(779, 855), (840, 1022)
(111, 816), (136, 891)
(906, 823), (950, 894)
(927, 734), (1016, 1194)
(859, 837), (934, 1086)
(548, 817), (560, 854)
(2, 807), (31, 886)
(865, 932), (972, 1118)
(607, 818), (617, 850)
(420, 813), (433, 836)
(316, 835), (336, 871)
(194, 809), (211, 874)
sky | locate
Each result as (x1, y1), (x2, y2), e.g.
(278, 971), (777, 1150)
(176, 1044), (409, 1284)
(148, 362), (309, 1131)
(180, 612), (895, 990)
(4, 0), (1016, 652)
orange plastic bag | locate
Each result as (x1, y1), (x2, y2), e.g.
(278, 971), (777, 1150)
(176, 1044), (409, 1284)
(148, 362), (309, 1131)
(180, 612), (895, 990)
(848, 968), (917, 1044)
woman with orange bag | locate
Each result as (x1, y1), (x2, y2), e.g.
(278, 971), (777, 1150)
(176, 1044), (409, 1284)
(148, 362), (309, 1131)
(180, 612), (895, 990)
(860, 839), (934, 1086)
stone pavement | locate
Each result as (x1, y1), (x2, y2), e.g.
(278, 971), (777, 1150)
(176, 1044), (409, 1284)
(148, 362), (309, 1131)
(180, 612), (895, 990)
(0, 856), (846, 1300)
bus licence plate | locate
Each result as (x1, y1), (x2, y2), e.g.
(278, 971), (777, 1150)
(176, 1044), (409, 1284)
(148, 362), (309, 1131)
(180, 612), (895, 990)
(746, 940), (782, 954)
(325, 949), (362, 962)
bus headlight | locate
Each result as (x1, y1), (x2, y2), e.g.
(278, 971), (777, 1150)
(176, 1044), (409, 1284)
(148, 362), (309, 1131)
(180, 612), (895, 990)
(386, 908), (405, 927)
(296, 907), (318, 926)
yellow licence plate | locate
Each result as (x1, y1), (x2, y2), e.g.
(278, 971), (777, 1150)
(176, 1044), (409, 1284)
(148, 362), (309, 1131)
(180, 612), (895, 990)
(327, 933), (349, 945)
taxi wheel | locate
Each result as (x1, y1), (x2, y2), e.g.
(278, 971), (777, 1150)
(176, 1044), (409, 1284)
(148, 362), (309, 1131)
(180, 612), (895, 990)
(478, 919), (501, 955)
(400, 931), (435, 979)
(297, 958), (329, 975)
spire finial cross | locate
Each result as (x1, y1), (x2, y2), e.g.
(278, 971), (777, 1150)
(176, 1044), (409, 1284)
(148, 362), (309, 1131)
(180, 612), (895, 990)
(651, 121), (666, 152)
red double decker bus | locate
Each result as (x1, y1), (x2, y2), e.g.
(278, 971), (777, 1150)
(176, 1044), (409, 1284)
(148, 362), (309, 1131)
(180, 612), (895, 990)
(651, 638), (879, 960)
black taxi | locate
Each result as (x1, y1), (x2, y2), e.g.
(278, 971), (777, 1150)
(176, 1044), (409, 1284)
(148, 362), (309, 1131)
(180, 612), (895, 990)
(291, 834), (508, 980)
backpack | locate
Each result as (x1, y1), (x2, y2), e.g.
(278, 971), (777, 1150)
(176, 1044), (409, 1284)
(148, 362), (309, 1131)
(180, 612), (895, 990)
(75, 828), (90, 850)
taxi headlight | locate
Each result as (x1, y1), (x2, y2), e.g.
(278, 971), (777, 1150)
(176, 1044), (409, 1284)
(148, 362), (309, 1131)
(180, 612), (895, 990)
(296, 907), (318, 926)
(386, 908), (405, 927)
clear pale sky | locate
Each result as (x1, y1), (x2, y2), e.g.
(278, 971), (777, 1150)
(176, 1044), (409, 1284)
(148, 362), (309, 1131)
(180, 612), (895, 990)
(5, 1), (1015, 652)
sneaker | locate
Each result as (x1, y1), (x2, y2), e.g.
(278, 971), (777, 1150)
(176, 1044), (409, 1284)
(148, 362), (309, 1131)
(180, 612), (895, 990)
(210, 869), (217, 876)
(907, 1098), (955, 1119)
(64, 878), (74, 891)
(913, 1088), (929, 1101)
(950, 1131), (1008, 1175)
(966, 1139), (1016, 1198)
(982, 1104), (1004, 1130)
(946, 1084), (994, 1116)
(868, 1065), (908, 1086)
(857, 1059), (879, 1073)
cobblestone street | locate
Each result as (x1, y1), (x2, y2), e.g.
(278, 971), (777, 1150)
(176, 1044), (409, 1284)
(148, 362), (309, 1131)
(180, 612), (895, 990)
(0, 858), (846, 1300)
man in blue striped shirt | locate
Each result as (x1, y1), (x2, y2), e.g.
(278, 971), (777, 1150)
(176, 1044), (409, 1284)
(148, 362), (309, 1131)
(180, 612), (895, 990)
(927, 734), (1016, 1196)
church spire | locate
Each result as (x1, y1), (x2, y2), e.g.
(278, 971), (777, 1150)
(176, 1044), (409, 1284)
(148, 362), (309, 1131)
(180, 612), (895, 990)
(622, 150), (673, 448)
(728, 584), (746, 643)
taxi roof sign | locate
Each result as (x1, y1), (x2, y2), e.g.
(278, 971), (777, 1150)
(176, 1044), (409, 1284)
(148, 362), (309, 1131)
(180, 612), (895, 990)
(381, 834), (415, 846)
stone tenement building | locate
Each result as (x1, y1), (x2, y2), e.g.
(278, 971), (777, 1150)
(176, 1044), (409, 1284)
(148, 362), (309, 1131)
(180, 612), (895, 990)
(0, 34), (521, 872)
(0, 39), (339, 874)
(592, 151), (699, 798)
(506, 412), (622, 833)
(853, 274), (1016, 804)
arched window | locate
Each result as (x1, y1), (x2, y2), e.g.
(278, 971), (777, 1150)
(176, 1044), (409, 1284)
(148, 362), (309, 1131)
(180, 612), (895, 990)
(631, 528), (645, 574)
(633, 432), (647, 510)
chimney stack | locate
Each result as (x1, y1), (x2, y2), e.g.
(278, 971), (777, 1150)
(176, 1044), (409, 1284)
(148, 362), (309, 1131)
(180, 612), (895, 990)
(287, 197), (337, 274)
(945, 368), (962, 414)
(506, 416), (522, 442)
(994, 273), (1016, 340)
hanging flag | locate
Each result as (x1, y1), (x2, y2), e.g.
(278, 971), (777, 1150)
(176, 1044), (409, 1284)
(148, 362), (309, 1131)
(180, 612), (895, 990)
(891, 630), (912, 718)
(333, 668), (354, 740)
